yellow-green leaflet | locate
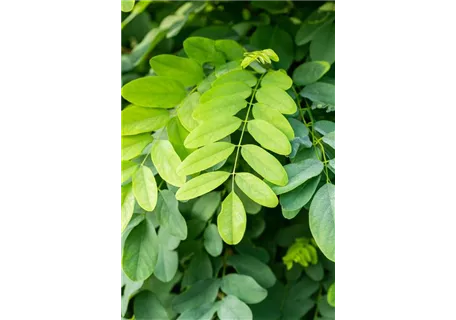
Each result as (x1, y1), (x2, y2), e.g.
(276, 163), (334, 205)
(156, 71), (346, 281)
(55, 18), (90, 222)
(241, 144), (288, 186)
(255, 85), (297, 114)
(252, 103), (294, 140)
(121, 161), (139, 184)
(235, 173), (278, 208)
(121, 106), (170, 136)
(177, 142), (236, 176)
(167, 117), (194, 160)
(176, 171), (231, 201)
(149, 54), (204, 87)
(177, 92), (201, 132)
(217, 191), (246, 245)
(121, 0), (135, 12)
(121, 133), (153, 161)
(192, 96), (247, 121)
(121, 184), (135, 232)
(200, 82), (252, 103)
(261, 69), (293, 90)
(247, 119), (291, 155)
(184, 116), (242, 149)
(151, 140), (186, 187)
(212, 70), (257, 87)
(132, 166), (158, 211)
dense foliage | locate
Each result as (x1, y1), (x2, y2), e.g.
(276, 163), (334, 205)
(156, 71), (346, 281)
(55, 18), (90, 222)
(121, 1), (335, 319)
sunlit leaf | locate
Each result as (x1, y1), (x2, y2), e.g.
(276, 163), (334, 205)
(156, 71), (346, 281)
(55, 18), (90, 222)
(176, 171), (231, 201)
(217, 191), (247, 245)
(235, 173), (278, 208)
(247, 119), (291, 155)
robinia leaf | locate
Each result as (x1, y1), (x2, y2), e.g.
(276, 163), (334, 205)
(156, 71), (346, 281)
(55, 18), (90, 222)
(176, 171), (231, 201)
(172, 279), (221, 313)
(309, 183), (335, 261)
(200, 82), (252, 103)
(310, 22), (335, 64)
(217, 295), (253, 320)
(295, 10), (334, 46)
(235, 173), (278, 208)
(322, 131), (335, 149)
(121, 0), (135, 12)
(154, 244), (178, 284)
(327, 283), (335, 307)
(176, 302), (219, 320)
(122, 106), (170, 136)
(121, 184), (135, 232)
(300, 82), (335, 107)
(151, 140), (186, 187)
(150, 54), (204, 87)
(192, 96), (247, 121)
(241, 144), (288, 186)
(248, 119), (291, 155)
(134, 291), (169, 320)
(221, 274), (267, 304)
(177, 92), (201, 132)
(183, 37), (219, 65)
(121, 76), (187, 108)
(255, 85), (297, 114)
(121, 133), (153, 161)
(122, 219), (159, 281)
(191, 191), (221, 221)
(182, 251), (213, 287)
(280, 175), (321, 211)
(227, 254), (276, 288)
(217, 191), (247, 245)
(184, 116), (242, 149)
(293, 61), (331, 86)
(121, 161), (138, 184)
(213, 70), (257, 87)
(261, 70), (292, 90)
(204, 224), (223, 257)
(132, 166), (158, 211)
(167, 117), (194, 160)
(215, 39), (245, 60)
(252, 103), (294, 140)
(155, 190), (187, 240)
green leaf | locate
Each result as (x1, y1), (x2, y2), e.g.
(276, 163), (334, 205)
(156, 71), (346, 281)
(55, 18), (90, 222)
(282, 207), (301, 220)
(132, 166), (158, 211)
(191, 192), (221, 221)
(252, 103), (294, 140)
(241, 144), (288, 186)
(172, 279), (221, 313)
(121, 161), (138, 184)
(193, 96), (247, 121)
(204, 224), (223, 257)
(154, 243), (179, 282)
(200, 82), (252, 103)
(176, 171), (231, 201)
(261, 70), (292, 90)
(121, 0), (135, 12)
(327, 283), (335, 307)
(155, 190), (187, 240)
(289, 118), (312, 158)
(121, 133), (153, 161)
(300, 82), (335, 107)
(221, 274), (267, 304)
(197, 72), (216, 94)
(305, 261), (324, 281)
(217, 191), (246, 245)
(213, 70), (257, 87)
(121, 76), (187, 108)
(293, 61), (331, 86)
(310, 23), (335, 64)
(122, 219), (158, 281)
(235, 186), (262, 215)
(247, 119), (291, 155)
(280, 175), (321, 211)
(314, 120), (335, 135)
(217, 295), (253, 320)
(134, 290), (169, 320)
(318, 294), (335, 318)
(121, 184), (135, 232)
(215, 39), (245, 60)
(183, 37), (223, 65)
(255, 85), (297, 114)
(184, 116), (242, 149)
(151, 140), (186, 187)
(123, 28), (166, 70)
(150, 54), (204, 87)
(178, 142), (235, 176)
(182, 251), (213, 287)
(167, 117), (194, 160)
(310, 184), (335, 261)
(215, 60), (242, 77)
(270, 159), (324, 195)
(227, 254), (276, 288)
(328, 159), (335, 174)
(235, 173), (278, 208)
(176, 302), (219, 320)
(177, 92), (201, 132)
(322, 131), (335, 149)
(295, 10), (334, 46)
(120, 106), (169, 136)
(158, 227), (181, 251)
(121, 271), (143, 317)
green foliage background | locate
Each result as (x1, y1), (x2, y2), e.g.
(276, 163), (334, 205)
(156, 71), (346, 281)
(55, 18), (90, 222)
(121, 1), (335, 319)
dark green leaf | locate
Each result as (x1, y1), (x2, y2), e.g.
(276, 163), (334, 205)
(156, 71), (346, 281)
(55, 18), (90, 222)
(293, 61), (331, 86)
(310, 23), (335, 64)
(155, 190), (187, 240)
(172, 279), (221, 313)
(280, 175), (321, 211)
(221, 274), (267, 304)
(217, 295), (253, 320)
(227, 254), (276, 288)
(204, 224), (223, 257)
(134, 290), (169, 320)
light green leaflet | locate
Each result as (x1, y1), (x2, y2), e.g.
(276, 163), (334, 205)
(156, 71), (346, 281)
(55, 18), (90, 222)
(292, 61), (331, 86)
(121, 161), (138, 184)
(176, 171), (231, 201)
(121, 0), (135, 12)
(227, 254), (276, 288)
(215, 39), (245, 60)
(255, 85), (297, 114)
(177, 92), (201, 132)
(121, 133), (153, 161)
(134, 291), (169, 320)
(241, 144), (288, 186)
(310, 183), (335, 262)
(221, 274), (267, 304)
(197, 72), (216, 94)
(172, 278), (221, 313)
(121, 76), (187, 108)
(132, 166), (158, 211)
(192, 96), (247, 121)
(154, 243), (179, 283)
(200, 82), (252, 103)
(261, 69), (292, 90)
(151, 140), (186, 187)
(177, 142), (235, 176)
(203, 224), (223, 257)
(300, 82), (335, 107)
(212, 70), (257, 87)
(280, 175), (321, 212)
(121, 184), (135, 232)
(217, 191), (246, 245)
(252, 103), (294, 140)
(155, 190), (187, 240)
(184, 116), (242, 149)
(122, 219), (159, 281)
(120, 106), (169, 136)
(177, 302), (219, 320)
(235, 173), (278, 208)
(270, 159), (324, 195)
(217, 295), (253, 320)
(310, 22), (335, 64)
(150, 54), (204, 87)
(322, 131), (335, 149)
(215, 60), (242, 77)
(183, 37), (221, 66)
(247, 119), (291, 155)
(327, 283), (335, 307)
(167, 117), (193, 160)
